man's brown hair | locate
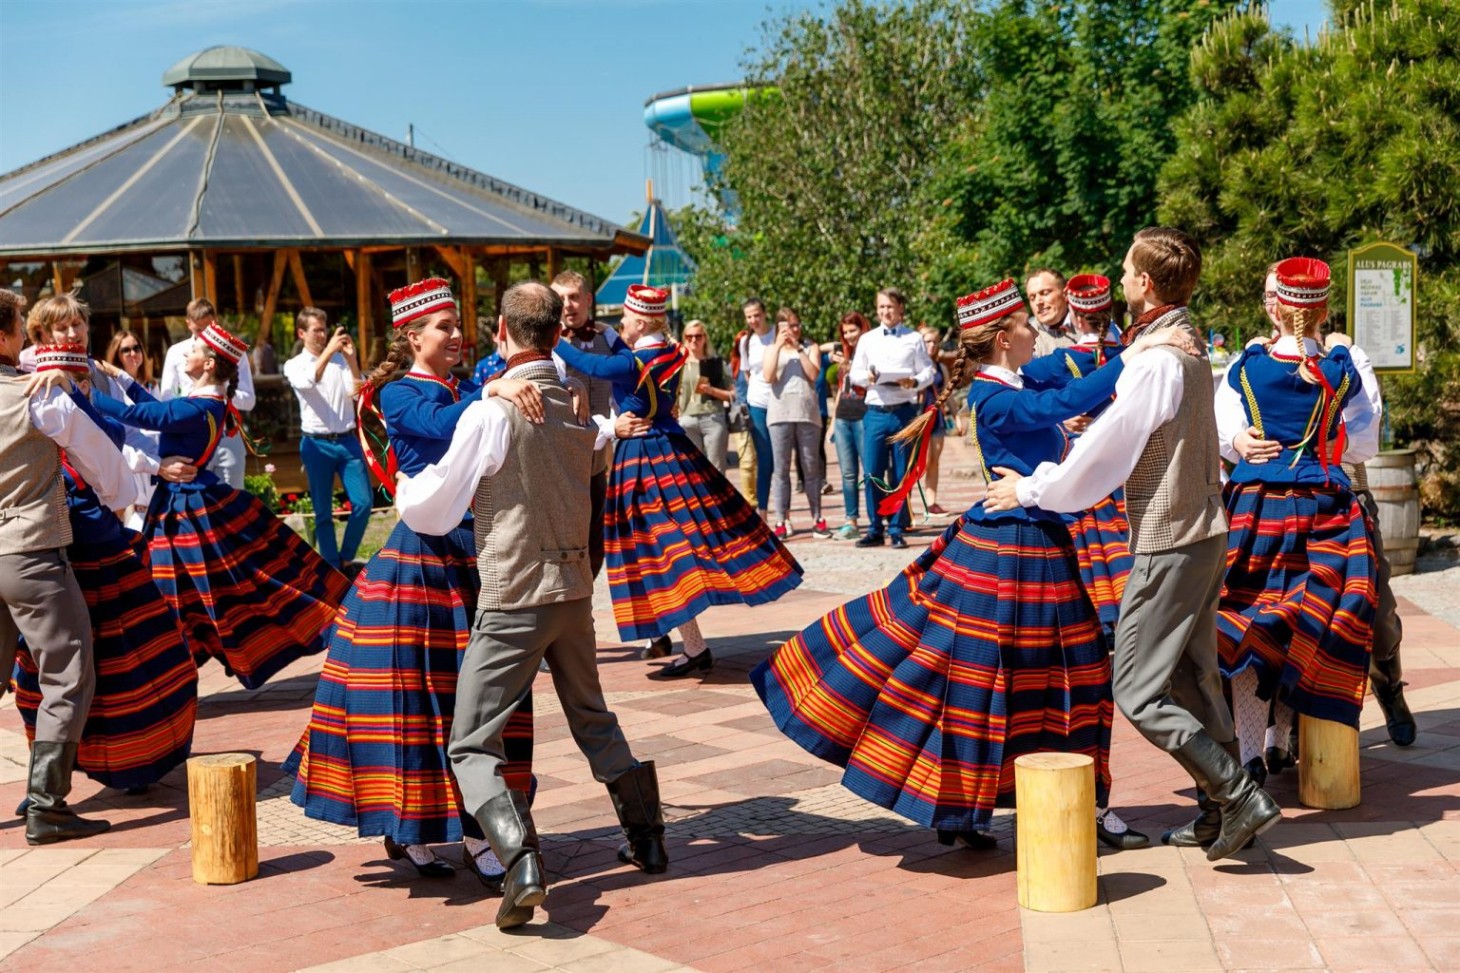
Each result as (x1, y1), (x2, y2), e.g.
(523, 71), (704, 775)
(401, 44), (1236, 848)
(296, 306), (328, 333)
(27, 293), (90, 343)
(501, 281), (563, 351)
(186, 297), (217, 322)
(551, 269), (590, 293)
(0, 290), (25, 337)
(1025, 268), (1067, 289)
(1130, 227), (1202, 305)
(876, 287), (906, 308)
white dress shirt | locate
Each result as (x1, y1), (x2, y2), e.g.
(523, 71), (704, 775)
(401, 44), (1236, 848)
(1214, 336), (1380, 465)
(30, 388), (136, 509)
(848, 325), (936, 407)
(396, 398), (617, 537)
(741, 330), (776, 409)
(160, 336), (256, 412)
(1015, 348), (1183, 514)
(283, 350), (358, 435)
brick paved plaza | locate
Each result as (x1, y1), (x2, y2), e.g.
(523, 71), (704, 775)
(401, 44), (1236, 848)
(3, 439), (1458, 973)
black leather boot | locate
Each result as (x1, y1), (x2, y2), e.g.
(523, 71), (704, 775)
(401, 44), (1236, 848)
(1161, 788), (1221, 847)
(474, 790), (546, 929)
(1371, 655), (1417, 747)
(25, 742), (110, 845)
(606, 762), (668, 874)
(1171, 732), (1281, 862)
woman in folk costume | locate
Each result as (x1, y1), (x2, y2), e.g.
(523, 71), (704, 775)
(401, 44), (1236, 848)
(752, 281), (1201, 850)
(90, 322), (348, 689)
(1018, 274), (1132, 640)
(1214, 257), (1378, 785)
(11, 345), (197, 809)
(286, 278), (540, 885)
(555, 284), (803, 678)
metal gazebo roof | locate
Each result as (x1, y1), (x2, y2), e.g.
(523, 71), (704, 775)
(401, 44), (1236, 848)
(596, 194), (695, 312)
(0, 46), (647, 259)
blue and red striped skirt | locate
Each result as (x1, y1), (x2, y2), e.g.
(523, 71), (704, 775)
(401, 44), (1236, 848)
(144, 484), (347, 690)
(1218, 482), (1377, 727)
(1067, 490), (1133, 642)
(11, 529), (197, 789)
(751, 514), (1112, 832)
(283, 518), (534, 844)
(605, 429), (802, 641)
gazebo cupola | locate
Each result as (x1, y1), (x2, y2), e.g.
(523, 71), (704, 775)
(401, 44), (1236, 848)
(162, 45), (293, 95)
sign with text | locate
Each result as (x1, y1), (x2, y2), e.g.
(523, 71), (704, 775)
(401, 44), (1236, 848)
(1347, 241), (1417, 373)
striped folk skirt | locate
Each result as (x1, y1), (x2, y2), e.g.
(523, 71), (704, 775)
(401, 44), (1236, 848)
(751, 515), (1112, 832)
(1067, 490), (1134, 643)
(605, 429), (803, 641)
(11, 529), (197, 789)
(283, 518), (534, 844)
(144, 484), (348, 690)
(1218, 482), (1377, 727)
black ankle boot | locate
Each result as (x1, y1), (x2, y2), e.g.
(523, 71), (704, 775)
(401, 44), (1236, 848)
(606, 762), (668, 874)
(1171, 733), (1281, 861)
(1374, 682), (1417, 747)
(24, 742), (110, 846)
(475, 790), (546, 929)
(1161, 788), (1221, 847)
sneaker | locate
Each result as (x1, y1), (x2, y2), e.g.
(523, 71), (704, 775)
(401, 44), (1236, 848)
(834, 523), (859, 540)
(821, 482), (835, 495)
(811, 519), (831, 539)
(855, 533), (886, 548)
(926, 504), (949, 516)
(774, 522), (793, 539)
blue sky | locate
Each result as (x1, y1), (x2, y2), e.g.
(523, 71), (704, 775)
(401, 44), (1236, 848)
(0, 0), (1329, 226)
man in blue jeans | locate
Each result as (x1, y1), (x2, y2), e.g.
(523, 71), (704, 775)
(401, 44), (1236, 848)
(282, 307), (373, 572)
(738, 298), (776, 519)
(848, 288), (935, 549)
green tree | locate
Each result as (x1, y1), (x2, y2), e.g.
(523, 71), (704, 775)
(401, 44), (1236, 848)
(682, 0), (983, 344)
(1158, 0), (1460, 514)
(918, 0), (1243, 307)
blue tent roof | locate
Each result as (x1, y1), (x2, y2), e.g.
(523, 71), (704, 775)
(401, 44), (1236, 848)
(595, 199), (695, 311)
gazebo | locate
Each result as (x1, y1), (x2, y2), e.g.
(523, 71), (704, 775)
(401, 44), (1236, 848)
(0, 45), (649, 364)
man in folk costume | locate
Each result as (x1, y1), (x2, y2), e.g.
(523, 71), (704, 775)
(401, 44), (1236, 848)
(397, 281), (665, 930)
(986, 227), (1282, 861)
(551, 270), (620, 580)
(1, 294), (138, 844)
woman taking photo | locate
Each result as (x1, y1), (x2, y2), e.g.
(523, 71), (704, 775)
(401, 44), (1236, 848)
(676, 320), (733, 471)
(763, 308), (828, 539)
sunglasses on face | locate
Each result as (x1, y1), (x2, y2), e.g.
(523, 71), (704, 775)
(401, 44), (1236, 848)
(685, 334), (706, 340)
(120, 345), (142, 353)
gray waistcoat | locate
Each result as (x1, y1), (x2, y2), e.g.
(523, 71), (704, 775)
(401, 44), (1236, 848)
(563, 327), (616, 420)
(0, 366), (72, 555)
(1123, 308), (1229, 555)
(473, 361), (597, 611)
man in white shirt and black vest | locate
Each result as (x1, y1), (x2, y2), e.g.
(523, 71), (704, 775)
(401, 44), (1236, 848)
(849, 287), (935, 550)
(396, 281), (663, 931)
(282, 306), (372, 572)
(986, 227), (1282, 861)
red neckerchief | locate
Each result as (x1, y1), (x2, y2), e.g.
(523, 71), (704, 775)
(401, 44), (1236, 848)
(60, 452), (87, 492)
(403, 371), (460, 401)
(505, 350), (553, 371)
(1123, 303), (1181, 345)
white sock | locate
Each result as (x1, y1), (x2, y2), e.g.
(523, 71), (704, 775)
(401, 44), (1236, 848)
(1264, 726), (1280, 751)
(1096, 807), (1129, 834)
(680, 617), (708, 659)
(1272, 701), (1294, 753)
(464, 836), (490, 858)
(1231, 670), (1266, 765)
(404, 843), (437, 867)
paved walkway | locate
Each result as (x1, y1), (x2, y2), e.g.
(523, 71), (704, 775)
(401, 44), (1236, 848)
(3, 436), (1457, 972)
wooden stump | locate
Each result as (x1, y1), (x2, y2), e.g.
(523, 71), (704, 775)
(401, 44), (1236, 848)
(1298, 716), (1361, 810)
(187, 753), (259, 885)
(1015, 753), (1097, 913)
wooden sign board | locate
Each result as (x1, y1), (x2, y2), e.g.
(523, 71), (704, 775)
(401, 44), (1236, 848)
(1347, 242), (1417, 374)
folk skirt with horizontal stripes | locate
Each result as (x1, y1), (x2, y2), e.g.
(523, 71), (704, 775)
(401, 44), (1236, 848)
(751, 514), (1112, 832)
(283, 518), (535, 844)
(11, 530), (197, 790)
(144, 484), (348, 690)
(605, 429), (803, 641)
(1217, 482), (1377, 727)
(1066, 490), (1133, 643)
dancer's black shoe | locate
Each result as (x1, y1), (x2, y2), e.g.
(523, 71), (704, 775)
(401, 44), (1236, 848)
(651, 649), (713, 679)
(383, 836), (454, 878)
(937, 829), (998, 850)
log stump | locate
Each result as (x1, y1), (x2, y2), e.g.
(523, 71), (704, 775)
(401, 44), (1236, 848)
(1298, 716), (1361, 810)
(1015, 752), (1097, 913)
(187, 753), (259, 885)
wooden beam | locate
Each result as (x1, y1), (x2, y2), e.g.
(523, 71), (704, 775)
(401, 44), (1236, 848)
(405, 247), (420, 282)
(433, 245), (466, 279)
(545, 247), (560, 281)
(232, 255), (245, 317)
(354, 250), (375, 370)
(188, 253), (204, 300)
(202, 251), (218, 307)
(286, 249), (314, 308)
(460, 247), (478, 364)
(258, 250), (288, 348)
(341, 250), (355, 272)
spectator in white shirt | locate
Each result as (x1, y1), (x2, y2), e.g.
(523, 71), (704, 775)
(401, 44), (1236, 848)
(849, 287), (935, 549)
(738, 298), (777, 519)
(158, 298), (256, 488)
(282, 307), (372, 572)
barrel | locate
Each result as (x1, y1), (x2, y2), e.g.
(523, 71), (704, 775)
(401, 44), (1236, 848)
(1365, 449), (1420, 577)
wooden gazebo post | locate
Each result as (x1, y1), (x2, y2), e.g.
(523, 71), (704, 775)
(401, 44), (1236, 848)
(461, 248), (478, 362)
(352, 250), (374, 368)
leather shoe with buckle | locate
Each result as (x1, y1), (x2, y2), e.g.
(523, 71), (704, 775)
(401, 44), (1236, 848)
(384, 836), (454, 878)
(650, 649), (713, 680)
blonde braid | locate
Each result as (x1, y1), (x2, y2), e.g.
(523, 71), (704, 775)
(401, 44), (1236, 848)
(1278, 303), (1323, 386)
(356, 328), (417, 399)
